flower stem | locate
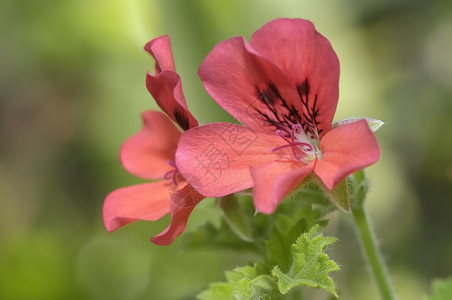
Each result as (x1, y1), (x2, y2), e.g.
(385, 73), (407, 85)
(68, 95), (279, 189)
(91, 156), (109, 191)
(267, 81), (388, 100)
(352, 205), (396, 300)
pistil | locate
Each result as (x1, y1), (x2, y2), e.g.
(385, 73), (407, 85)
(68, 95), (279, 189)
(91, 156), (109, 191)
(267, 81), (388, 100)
(271, 124), (321, 163)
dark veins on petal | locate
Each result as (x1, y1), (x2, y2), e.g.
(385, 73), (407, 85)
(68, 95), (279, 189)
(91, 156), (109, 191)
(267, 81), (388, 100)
(297, 79), (322, 138)
(255, 79), (321, 138)
(255, 83), (301, 134)
(174, 109), (190, 131)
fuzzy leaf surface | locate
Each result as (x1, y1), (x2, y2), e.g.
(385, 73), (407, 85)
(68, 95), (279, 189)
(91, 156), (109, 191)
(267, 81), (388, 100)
(233, 265), (276, 300)
(426, 277), (452, 300)
(197, 265), (277, 300)
(272, 233), (339, 297)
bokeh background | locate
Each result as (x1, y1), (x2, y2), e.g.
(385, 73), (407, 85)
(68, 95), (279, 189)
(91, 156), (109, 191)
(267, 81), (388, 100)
(1, 0), (451, 299)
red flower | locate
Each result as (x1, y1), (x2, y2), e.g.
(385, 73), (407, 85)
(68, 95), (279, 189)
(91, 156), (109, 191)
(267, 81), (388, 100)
(103, 36), (203, 245)
(176, 18), (380, 214)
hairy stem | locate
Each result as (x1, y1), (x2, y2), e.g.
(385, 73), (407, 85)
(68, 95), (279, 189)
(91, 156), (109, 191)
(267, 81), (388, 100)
(352, 205), (396, 300)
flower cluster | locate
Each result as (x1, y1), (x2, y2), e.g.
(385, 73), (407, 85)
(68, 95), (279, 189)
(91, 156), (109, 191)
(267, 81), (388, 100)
(103, 18), (380, 245)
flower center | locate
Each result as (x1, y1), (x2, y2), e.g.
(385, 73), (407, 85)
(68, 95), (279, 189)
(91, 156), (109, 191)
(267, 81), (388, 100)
(271, 124), (322, 163)
(163, 160), (180, 186)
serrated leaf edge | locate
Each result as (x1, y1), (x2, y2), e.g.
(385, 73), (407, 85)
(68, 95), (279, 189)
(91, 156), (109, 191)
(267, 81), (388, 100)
(271, 234), (340, 298)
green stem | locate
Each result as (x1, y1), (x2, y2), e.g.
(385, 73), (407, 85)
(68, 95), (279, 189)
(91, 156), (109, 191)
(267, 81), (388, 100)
(352, 205), (396, 300)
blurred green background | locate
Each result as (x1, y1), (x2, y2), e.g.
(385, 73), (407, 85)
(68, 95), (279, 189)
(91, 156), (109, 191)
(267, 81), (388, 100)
(1, 0), (451, 299)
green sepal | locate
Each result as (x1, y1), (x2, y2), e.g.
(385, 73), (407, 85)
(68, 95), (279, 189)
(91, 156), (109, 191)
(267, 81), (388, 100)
(271, 233), (340, 298)
(282, 179), (337, 217)
(333, 117), (384, 132)
(348, 170), (369, 209)
(425, 277), (452, 300)
(318, 178), (351, 213)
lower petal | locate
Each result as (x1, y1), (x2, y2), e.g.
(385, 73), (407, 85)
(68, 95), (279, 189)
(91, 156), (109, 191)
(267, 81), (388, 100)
(151, 184), (204, 246)
(314, 120), (380, 189)
(176, 123), (282, 197)
(250, 160), (313, 214)
(103, 181), (171, 232)
(120, 111), (181, 180)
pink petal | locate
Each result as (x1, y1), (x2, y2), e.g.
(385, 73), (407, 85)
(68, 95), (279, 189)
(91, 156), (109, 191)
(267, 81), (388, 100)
(314, 120), (380, 189)
(250, 18), (340, 137)
(151, 184), (204, 246)
(103, 181), (171, 232)
(146, 72), (198, 131)
(175, 122), (285, 197)
(198, 36), (302, 134)
(145, 36), (198, 131)
(144, 35), (176, 73)
(250, 160), (313, 214)
(120, 111), (181, 180)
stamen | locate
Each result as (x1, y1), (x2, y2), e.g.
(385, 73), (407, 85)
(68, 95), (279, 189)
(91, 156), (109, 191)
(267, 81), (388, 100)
(271, 124), (316, 162)
(275, 129), (291, 142)
(168, 160), (176, 168)
(292, 124), (302, 135)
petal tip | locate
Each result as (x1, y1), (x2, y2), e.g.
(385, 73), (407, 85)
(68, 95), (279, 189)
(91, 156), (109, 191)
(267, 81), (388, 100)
(255, 204), (276, 215)
(150, 235), (173, 246)
(144, 35), (170, 53)
(102, 207), (133, 233)
(103, 218), (121, 233)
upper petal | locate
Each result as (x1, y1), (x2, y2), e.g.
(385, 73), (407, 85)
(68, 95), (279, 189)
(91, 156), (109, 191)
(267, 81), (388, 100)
(250, 18), (340, 137)
(198, 36), (303, 134)
(250, 160), (313, 214)
(314, 120), (380, 189)
(145, 36), (198, 130)
(103, 181), (171, 232)
(151, 184), (204, 246)
(175, 122), (286, 197)
(120, 110), (180, 180)
(144, 35), (176, 73)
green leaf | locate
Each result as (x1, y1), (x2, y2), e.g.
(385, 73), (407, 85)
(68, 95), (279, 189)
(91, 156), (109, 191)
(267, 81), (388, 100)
(271, 233), (340, 297)
(197, 231), (340, 299)
(197, 264), (277, 300)
(197, 282), (234, 300)
(197, 270), (244, 300)
(426, 277), (452, 300)
(218, 194), (253, 242)
(266, 214), (310, 272)
(233, 265), (275, 300)
(179, 220), (259, 254)
(265, 221), (295, 273)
